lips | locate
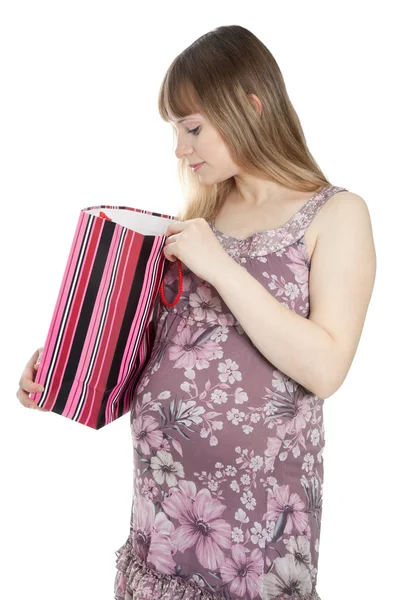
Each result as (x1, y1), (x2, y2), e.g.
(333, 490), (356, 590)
(190, 162), (204, 168)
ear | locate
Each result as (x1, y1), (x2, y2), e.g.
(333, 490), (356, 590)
(248, 93), (263, 117)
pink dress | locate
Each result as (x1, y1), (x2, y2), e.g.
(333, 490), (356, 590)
(114, 184), (348, 600)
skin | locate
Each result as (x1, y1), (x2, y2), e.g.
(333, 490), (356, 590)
(169, 94), (321, 259)
(16, 347), (49, 411)
(19, 95), (374, 409)
(170, 95), (310, 208)
(16, 94), (304, 412)
(164, 97), (376, 397)
(15, 97), (319, 411)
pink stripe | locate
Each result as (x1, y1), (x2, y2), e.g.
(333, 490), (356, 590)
(78, 225), (147, 426)
(104, 230), (149, 413)
(32, 207), (176, 428)
(84, 228), (131, 418)
(114, 235), (166, 411)
(80, 227), (137, 426)
(82, 204), (179, 221)
(34, 213), (99, 409)
(59, 217), (104, 416)
(66, 219), (122, 419)
(118, 234), (164, 379)
(121, 244), (166, 408)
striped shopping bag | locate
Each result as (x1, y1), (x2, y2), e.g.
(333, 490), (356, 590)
(29, 205), (183, 430)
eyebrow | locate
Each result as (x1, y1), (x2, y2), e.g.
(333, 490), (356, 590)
(170, 114), (200, 124)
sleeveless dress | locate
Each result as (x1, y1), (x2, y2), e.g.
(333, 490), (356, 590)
(114, 184), (348, 600)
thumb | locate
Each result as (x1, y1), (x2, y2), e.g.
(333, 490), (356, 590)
(34, 352), (42, 370)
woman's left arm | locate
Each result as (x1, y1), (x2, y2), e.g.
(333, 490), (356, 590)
(210, 192), (377, 399)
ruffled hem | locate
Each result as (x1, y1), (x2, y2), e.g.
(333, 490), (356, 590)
(114, 535), (322, 600)
(269, 593), (321, 600)
(114, 535), (226, 600)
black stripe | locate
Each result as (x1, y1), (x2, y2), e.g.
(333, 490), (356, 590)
(97, 234), (157, 427)
(53, 219), (116, 417)
(40, 214), (94, 402)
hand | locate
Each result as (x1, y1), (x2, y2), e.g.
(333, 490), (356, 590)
(163, 218), (230, 286)
(16, 347), (49, 412)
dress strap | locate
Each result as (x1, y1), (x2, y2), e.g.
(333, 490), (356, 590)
(210, 185), (350, 259)
(291, 184), (349, 237)
(276, 184), (349, 255)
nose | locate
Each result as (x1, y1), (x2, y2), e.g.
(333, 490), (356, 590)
(174, 137), (193, 160)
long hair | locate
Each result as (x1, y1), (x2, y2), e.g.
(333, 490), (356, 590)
(158, 25), (332, 222)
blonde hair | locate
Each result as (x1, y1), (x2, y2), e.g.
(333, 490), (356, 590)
(158, 25), (332, 222)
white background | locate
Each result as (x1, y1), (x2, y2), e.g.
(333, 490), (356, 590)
(1, 1), (397, 599)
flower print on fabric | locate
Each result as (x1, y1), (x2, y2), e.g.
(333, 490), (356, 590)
(132, 414), (164, 455)
(162, 481), (232, 570)
(220, 543), (264, 598)
(114, 185), (347, 600)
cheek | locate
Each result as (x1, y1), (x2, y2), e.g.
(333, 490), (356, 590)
(215, 145), (235, 167)
(212, 135), (232, 161)
(200, 132), (236, 171)
(203, 139), (225, 161)
(202, 130), (224, 154)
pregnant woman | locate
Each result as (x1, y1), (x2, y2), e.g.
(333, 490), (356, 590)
(17, 24), (376, 600)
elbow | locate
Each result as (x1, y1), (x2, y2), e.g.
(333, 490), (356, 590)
(314, 369), (343, 399)
(315, 384), (336, 400)
(312, 339), (345, 399)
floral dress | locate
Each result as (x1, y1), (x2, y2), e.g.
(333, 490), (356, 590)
(114, 184), (348, 600)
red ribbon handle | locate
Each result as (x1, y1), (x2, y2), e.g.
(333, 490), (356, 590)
(159, 259), (183, 307)
(99, 210), (182, 308)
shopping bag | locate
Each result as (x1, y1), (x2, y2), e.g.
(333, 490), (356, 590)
(29, 204), (183, 430)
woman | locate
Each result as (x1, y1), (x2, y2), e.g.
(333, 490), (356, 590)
(18, 25), (376, 600)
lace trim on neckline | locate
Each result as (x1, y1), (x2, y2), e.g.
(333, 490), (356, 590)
(209, 185), (348, 258)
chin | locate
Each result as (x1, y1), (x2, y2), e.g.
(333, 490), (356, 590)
(214, 175), (232, 185)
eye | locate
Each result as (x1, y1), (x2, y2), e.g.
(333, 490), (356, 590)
(188, 126), (200, 135)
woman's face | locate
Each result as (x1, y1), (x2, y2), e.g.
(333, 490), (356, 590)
(169, 112), (240, 185)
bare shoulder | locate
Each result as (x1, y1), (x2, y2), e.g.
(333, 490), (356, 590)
(319, 189), (370, 218)
(314, 190), (377, 279)
(307, 190), (374, 261)
(316, 190), (374, 239)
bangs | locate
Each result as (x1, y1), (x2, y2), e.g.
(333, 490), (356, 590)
(159, 66), (203, 123)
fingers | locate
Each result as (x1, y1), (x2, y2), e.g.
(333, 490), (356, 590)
(17, 347), (49, 411)
(16, 385), (49, 412)
(18, 364), (42, 395)
(33, 347), (43, 370)
(16, 386), (45, 410)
